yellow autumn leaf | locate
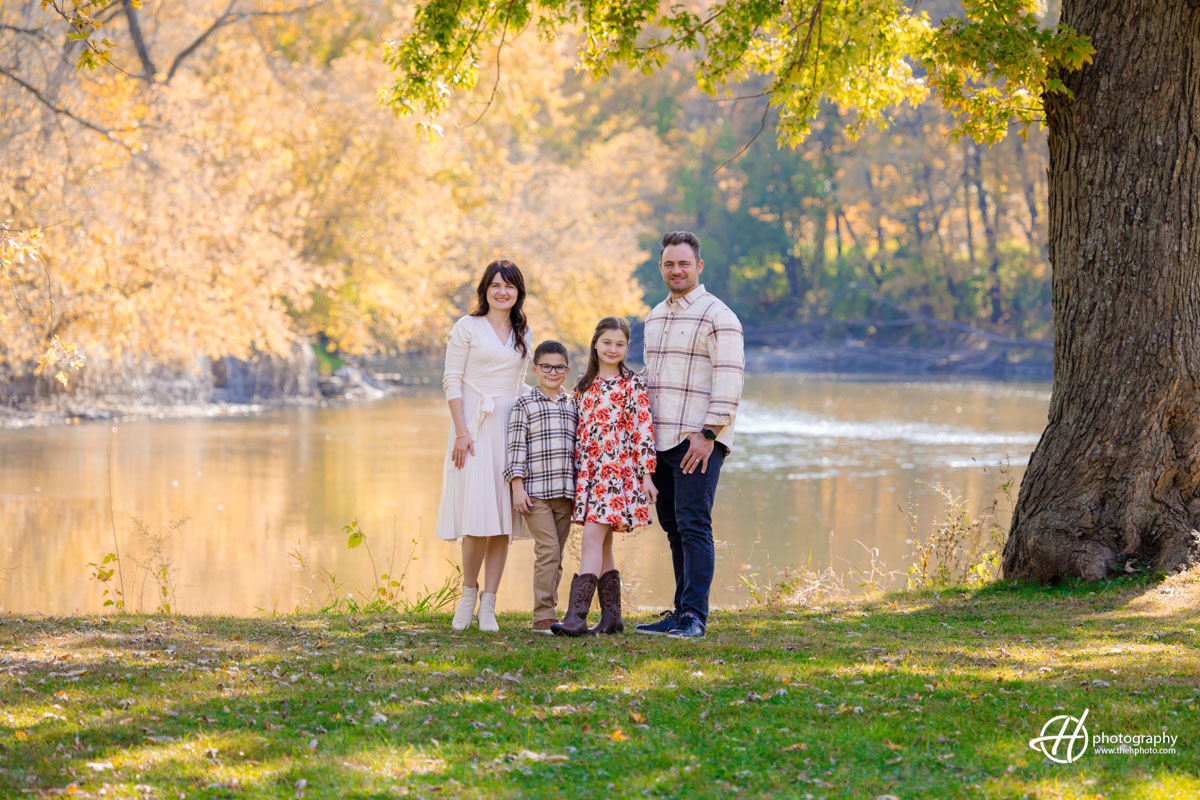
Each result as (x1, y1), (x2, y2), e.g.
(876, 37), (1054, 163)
(609, 729), (629, 742)
(629, 711), (646, 724)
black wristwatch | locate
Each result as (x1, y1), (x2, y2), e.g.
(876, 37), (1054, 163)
(701, 428), (717, 441)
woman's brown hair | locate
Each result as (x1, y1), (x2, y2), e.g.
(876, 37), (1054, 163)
(470, 259), (529, 358)
(575, 317), (631, 395)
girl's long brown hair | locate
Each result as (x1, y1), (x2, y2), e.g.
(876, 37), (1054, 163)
(470, 259), (529, 358)
(575, 317), (631, 395)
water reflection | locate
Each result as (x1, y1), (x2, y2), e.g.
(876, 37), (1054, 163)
(0, 376), (1049, 615)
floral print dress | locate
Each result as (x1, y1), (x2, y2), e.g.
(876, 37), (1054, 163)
(573, 370), (657, 532)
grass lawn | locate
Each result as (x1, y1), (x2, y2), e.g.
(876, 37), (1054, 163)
(1, 570), (1197, 799)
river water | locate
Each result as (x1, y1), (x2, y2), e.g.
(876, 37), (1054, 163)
(0, 375), (1049, 616)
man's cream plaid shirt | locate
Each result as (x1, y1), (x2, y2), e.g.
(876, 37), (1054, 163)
(643, 284), (745, 453)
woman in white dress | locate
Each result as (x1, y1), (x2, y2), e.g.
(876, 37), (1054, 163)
(436, 259), (532, 631)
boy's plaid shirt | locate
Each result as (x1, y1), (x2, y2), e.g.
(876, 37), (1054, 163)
(643, 284), (745, 452)
(503, 388), (578, 500)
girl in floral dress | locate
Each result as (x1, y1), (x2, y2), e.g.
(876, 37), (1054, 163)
(551, 317), (657, 637)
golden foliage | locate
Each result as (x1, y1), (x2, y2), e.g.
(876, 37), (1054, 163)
(0, 1), (662, 382)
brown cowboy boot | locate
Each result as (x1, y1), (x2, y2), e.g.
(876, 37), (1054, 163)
(550, 574), (597, 637)
(589, 569), (625, 635)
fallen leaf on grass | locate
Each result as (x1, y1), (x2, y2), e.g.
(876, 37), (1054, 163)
(882, 740), (904, 751)
(629, 711), (646, 724)
(609, 729), (629, 742)
(85, 762), (114, 772)
(515, 750), (570, 764)
(782, 743), (808, 752)
(549, 705), (584, 716)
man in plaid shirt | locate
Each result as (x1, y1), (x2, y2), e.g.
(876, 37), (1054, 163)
(637, 231), (745, 640)
(504, 341), (578, 633)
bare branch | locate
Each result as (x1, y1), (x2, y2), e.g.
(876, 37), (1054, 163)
(165, 1), (323, 82)
(121, 0), (158, 80)
(0, 65), (136, 154)
(165, 0), (237, 82)
(635, 7), (727, 55)
(713, 89), (772, 104)
(713, 99), (771, 174)
(464, 0), (516, 128)
(713, 1), (825, 173)
(0, 23), (49, 36)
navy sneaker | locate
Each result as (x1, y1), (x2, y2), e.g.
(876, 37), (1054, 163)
(634, 609), (678, 636)
(666, 612), (706, 640)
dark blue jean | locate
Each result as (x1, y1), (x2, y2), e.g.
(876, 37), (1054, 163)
(654, 440), (726, 623)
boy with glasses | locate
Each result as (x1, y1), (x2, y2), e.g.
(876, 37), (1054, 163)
(504, 341), (578, 632)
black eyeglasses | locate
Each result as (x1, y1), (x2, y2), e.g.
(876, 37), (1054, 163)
(536, 364), (569, 375)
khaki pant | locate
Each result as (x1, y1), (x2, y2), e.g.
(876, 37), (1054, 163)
(525, 496), (574, 623)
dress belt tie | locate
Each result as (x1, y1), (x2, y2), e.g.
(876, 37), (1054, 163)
(463, 378), (504, 438)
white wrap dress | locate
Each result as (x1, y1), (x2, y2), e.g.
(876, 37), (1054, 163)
(435, 315), (532, 541)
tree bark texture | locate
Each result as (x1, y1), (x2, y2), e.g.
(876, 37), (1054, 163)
(1003, 1), (1200, 580)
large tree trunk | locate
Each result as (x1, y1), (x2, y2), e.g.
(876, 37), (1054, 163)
(1003, 1), (1200, 580)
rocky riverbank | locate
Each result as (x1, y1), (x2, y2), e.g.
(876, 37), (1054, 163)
(0, 343), (423, 429)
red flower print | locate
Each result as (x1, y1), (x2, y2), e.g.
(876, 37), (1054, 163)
(570, 370), (654, 533)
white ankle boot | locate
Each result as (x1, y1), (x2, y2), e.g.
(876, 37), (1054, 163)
(477, 592), (499, 632)
(452, 586), (479, 631)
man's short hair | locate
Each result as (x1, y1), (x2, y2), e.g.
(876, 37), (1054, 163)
(533, 340), (568, 363)
(660, 231), (701, 261)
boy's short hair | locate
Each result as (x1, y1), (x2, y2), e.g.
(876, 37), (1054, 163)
(533, 340), (568, 364)
(660, 230), (701, 260)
